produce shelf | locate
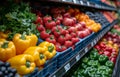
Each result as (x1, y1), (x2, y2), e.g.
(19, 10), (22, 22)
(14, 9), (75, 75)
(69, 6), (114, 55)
(48, 19), (118, 77)
(112, 50), (120, 77)
(37, 0), (117, 11)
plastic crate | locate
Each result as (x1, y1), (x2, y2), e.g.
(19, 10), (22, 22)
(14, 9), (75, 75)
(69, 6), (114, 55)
(36, 58), (57, 77)
(57, 47), (73, 68)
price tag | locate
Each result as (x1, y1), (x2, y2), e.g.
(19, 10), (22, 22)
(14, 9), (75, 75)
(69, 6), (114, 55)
(100, 34), (102, 38)
(94, 39), (97, 44)
(87, 2), (90, 6)
(80, 1), (83, 5)
(91, 42), (94, 47)
(85, 47), (88, 53)
(53, 75), (56, 77)
(73, 0), (76, 3)
(76, 54), (80, 61)
(64, 63), (70, 72)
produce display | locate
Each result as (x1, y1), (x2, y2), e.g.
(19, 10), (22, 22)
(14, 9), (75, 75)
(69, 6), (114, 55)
(67, 25), (120, 77)
(71, 49), (114, 77)
(0, 0), (119, 77)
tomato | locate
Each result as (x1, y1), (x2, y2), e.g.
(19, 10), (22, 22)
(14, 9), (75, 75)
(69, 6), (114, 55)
(40, 29), (51, 39)
(65, 34), (72, 41)
(64, 41), (73, 48)
(58, 35), (66, 45)
(37, 24), (45, 32)
(45, 35), (56, 44)
(35, 16), (43, 25)
(43, 15), (52, 23)
(45, 20), (56, 29)
(71, 37), (79, 44)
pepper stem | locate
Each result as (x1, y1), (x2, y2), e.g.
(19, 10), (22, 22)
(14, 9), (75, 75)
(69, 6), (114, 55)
(20, 32), (26, 40)
(48, 45), (54, 52)
(1, 41), (9, 48)
(26, 61), (31, 68)
(40, 54), (44, 60)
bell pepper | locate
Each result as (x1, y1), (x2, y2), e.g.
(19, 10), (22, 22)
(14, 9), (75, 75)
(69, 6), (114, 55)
(90, 51), (99, 60)
(98, 55), (108, 64)
(27, 34), (38, 46)
(0, 40), (16, 62)
(39, 41), (56, 59)
(7, 54), (35, 75)
(87, 67), (97, 77)
(82, 57), (89, 64)
(0, 31), (8, 39)
(24, 46), (46, 67)
(105, 60), (114, 69)
(13, 33), (31, 55)
(97, 66), (109, 76)
(87, 60), (100, 67)
(81, 63), (87, 69)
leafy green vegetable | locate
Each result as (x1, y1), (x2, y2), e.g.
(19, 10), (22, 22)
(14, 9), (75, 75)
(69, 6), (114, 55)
(0, 1), (39, 40)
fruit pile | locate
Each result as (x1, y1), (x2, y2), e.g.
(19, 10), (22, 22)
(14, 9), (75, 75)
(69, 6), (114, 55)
(34, 6), (103, 52)
(86, 11), (110, 27)
(68, 25), (120, 77)
(71, 48), (114, 77)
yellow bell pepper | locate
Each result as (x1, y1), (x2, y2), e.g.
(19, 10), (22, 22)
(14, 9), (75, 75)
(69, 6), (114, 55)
(0, 40), (16, 62)
(0, 31), (8, 39)
(39, 41), (56, 59)
(24, 46), (46, 67)
(28, 34), (38, 46)
(7, 54), (35, 75)
(13, 33), (31, 55)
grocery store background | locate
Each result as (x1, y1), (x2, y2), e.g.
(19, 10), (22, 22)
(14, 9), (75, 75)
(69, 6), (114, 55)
(0, 0), (120, 77)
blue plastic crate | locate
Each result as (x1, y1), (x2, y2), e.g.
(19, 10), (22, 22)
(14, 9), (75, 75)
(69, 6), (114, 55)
(36, 58), (57, 77)
(57, 47), (73, 68)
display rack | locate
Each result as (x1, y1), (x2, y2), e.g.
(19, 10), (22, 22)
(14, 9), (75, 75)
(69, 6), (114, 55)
(112, 50), (120, 77)
(49, 19), (118, 77)
(38, 0), (117, 11)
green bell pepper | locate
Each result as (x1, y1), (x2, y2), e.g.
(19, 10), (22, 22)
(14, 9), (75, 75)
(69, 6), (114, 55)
(98, 55), (108, 64)
(82, 57), (89, 64)
(81, 63), (88, 69)
(105, 60), (114, 69)
(90, 50), (99, 60)
(87, 60), (100, 67)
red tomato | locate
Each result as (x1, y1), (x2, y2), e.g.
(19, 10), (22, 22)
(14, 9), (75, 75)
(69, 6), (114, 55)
(45, 20), (56, 29)
(37, 24), (45, 32)
(43, 15), (52, 23)
(64, 41), (73, 48)
(40, 30), (51, 39)
(58, 35), (66, 45)
(71, 37), (80, 44)
(65, 34), (72, 41)
(35, 16), (43, 25)
(45, 35), (56, 44)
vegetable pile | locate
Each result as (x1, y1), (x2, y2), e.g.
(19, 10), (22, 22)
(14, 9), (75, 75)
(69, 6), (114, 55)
(0, 1), (39, 40)
(71, 48), (114, 77)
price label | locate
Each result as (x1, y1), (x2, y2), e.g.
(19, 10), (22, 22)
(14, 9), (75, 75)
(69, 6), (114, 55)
(100, 33), (104, 38)
(80, 1), (83, 5)
(65, 0), (73, 2)
(64, 63), (70, 72)
(85, 47), (88, 53)
(91, 42), (94, 47)
(87, 2), (90, 6)
(73, 0), (76, 3)
(94, 39), (97, 44)
(76, 54), (80, 61)
(53, 75), (56, 77)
